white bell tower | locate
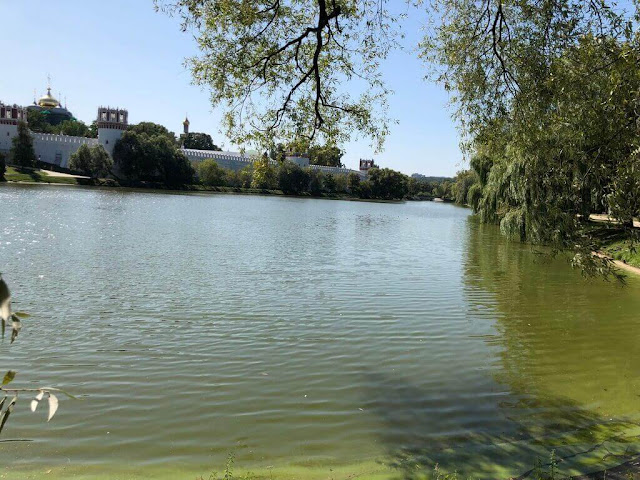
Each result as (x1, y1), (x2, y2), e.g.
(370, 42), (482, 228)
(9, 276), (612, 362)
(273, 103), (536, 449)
(97, 107), (128, 157)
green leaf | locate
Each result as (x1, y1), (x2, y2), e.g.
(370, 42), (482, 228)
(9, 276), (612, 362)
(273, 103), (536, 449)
(13, 312), (30, 319)
(0, 396), (17, 435)
(2, 371), (16, 386)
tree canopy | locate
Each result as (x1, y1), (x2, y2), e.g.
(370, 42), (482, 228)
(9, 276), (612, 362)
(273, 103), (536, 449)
(182, 132), (222, 151)
(128, 122), (176, 140)
(69, 144), (112, 177)
(422, 0), (640, 276)
(278, 161), (311, 194)
(26, 110), (96, 138)
(269, 140), (343, 167)
(10, 122), (37, 168)
(155, 0), (397, 148)
(114, 123), (194, 184)
(197, 159), (228, 186)
(251, 154), (278, 189)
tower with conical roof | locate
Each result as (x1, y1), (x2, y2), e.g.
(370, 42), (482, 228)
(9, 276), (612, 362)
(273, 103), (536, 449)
(183, 115), (190, 135)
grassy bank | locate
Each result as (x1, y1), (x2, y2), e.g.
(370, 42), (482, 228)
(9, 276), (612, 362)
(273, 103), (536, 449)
(4, 166), (83, 185)
(1, 166), (409, 203)
(588, 222), (640, 270)
(5, 460), (639, 480)
(5, 446), (639, 480)
(601, 238), (640, 269)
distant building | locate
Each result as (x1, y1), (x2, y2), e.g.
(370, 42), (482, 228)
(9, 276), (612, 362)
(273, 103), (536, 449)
(179, 115), (190, 147)
(285, 153), (310, 168)
(0, 102), (128, 168)
(360, 158), (375, 173)
(2, 82), (367, 178)
(96, 106), (128, 158)
(26, 86), (74, 126)
(183, 115), (189, 135)
(0, 103), (28, 153)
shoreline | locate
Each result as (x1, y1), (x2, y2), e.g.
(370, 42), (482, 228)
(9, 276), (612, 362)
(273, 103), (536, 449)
(612, 258), (640, 276)
(0, 178), (406, 204)
(3, 454), (640, 480)
(593, 251), (640, 277)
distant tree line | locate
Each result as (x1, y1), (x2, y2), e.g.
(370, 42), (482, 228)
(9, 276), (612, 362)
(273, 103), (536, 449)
(196, 157), (412, 200)
(269, 139), (344, 168)
(4, 117), (455, 204)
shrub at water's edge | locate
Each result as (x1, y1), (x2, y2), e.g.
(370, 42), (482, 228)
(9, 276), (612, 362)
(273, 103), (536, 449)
(0, 152), (6, 181)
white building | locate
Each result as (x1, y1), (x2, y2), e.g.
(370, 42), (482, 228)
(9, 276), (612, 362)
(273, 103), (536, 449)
(1, 95), (365, 178)
(0, 103), (128, 169)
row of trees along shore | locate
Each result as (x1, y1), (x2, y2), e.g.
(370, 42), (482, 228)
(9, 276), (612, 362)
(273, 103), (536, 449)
(154, 0), (640, 278)
(196, 156), (435, 200)
(3, 120), (453, 201)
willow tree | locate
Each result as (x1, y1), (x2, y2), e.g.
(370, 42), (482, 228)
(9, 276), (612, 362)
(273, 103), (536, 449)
(155, 0), (399, 150)
(421, 0), (640, 277)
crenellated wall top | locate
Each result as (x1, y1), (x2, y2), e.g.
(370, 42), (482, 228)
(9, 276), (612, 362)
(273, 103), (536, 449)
(32, 132), (99, 145)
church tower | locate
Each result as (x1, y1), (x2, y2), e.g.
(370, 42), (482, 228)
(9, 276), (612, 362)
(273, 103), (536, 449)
(97, 107), (128, 158)
(183, 116), (190, 135)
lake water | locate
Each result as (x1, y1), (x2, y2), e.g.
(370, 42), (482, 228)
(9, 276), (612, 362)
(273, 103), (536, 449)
(1, 184), (639, 480)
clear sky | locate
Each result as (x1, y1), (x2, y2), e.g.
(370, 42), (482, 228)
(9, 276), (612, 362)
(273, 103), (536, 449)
(1, 1), (464, 176)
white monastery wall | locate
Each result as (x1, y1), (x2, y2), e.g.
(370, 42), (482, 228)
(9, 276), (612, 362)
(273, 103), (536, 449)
(309, 164), (365, 178)
(0, 124), (18, 154)
(97, 127), (124, 158)
(182, 149), (256, 172)
(183, 148), (364, 177)
(32, 133), (98, 168)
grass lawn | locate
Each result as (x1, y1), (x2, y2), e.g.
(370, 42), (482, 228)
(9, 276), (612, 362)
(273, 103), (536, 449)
(601, 238), (640, 269)
(588, 222), (640, 269)
(3, 166), (79, 185)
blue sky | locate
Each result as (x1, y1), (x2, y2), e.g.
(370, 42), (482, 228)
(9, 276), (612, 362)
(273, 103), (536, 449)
(2, 1), (462, 176)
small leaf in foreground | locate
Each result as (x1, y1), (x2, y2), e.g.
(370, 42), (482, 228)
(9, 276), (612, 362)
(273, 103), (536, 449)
(0, 276), (10, 324)
(0, 396), (17, 435)
(30, 390), (44, 412)
(47, 393), (59, 422)
(2, 371), (16, 386)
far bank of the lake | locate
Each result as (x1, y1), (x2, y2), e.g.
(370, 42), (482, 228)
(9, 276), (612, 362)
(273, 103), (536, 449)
(1, 166), (410, 204)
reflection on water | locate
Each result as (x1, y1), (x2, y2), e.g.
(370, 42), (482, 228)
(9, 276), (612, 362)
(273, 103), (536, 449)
(461, 221), (640, 478)
(0, 185), (639, 479)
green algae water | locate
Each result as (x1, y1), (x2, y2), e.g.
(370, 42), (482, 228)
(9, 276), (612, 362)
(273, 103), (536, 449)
(1, 184), (639, 480)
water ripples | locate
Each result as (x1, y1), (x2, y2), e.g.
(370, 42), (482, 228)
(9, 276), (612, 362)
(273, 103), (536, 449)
(1, 185), (640, 478)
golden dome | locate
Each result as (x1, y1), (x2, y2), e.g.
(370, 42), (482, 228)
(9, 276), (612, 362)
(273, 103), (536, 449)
(38, 88), (59, 108)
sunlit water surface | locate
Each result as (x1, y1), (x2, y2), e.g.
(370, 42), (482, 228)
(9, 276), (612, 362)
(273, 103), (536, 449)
(1, 184), (639, 479)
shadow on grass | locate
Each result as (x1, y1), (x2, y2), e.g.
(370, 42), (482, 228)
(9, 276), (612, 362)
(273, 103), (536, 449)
(361, 371), (640, 480)
(14, 166), (42, 181)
